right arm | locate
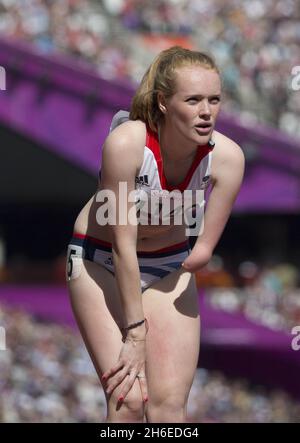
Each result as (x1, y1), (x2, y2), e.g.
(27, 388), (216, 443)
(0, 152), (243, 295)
(99, 121), (148, 401)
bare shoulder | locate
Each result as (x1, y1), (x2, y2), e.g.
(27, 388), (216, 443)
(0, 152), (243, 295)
(210, 130), (245, 182)
(104, 120), (146, 153)
(101, 119), (146, 173)
(100, 120), (146, 184)
(212, 130), (245, 163)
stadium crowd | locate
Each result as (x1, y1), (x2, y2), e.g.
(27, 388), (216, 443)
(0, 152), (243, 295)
(0, 0), (299, 135)
(0, 0), (300, 423)
(1, 302), (300, 423)
(197, 256), (300, 331)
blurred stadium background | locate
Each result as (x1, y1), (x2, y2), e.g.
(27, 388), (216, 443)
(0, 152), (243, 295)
(0, 0), (300, 423)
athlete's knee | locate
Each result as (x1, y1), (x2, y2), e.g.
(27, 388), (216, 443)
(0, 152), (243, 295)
(108, 389), (145, 422)
(146, 394), (187, 423)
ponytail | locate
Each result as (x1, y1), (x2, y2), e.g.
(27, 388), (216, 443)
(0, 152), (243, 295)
(129, 46), (219, 132)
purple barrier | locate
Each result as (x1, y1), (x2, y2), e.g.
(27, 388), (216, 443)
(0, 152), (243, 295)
(198, 295), (300, 400)
(0, 284), (77, 328)
(1, 37), (300, 212)
(0, 38), (130, 175)
(0, 284), (299, 399)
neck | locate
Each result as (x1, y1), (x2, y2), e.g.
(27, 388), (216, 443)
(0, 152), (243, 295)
(158, 123), (198, 163)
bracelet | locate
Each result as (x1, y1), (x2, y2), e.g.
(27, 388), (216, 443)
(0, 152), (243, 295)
(121, 318), (149, 341)
(123, 318), (149, 333)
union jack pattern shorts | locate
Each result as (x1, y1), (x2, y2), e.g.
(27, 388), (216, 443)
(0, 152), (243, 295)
(66, 233), (191, 292)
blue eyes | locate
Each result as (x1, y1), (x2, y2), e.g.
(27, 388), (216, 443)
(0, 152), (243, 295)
(186, 97), (220, 104)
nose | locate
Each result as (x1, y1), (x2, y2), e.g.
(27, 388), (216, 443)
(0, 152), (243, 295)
(199, 99), (211, 118)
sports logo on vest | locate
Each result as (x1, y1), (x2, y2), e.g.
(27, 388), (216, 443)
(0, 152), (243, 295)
(135, 175), (149, 187)
(200, 175), (211, 190)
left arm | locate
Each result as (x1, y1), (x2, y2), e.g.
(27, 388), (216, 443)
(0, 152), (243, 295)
(182, 138), (245, 272)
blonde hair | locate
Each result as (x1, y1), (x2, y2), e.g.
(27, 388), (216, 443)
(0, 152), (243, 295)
(129, 46), (219, 132)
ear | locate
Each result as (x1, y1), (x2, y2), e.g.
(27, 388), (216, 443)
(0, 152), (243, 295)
(157, 91), (167, 114)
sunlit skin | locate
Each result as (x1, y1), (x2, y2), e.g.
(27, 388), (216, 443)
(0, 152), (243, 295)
(158, 65), (222, 162)
(68, 52), (245, 424)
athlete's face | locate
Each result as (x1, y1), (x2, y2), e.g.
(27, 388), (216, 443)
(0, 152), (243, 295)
(160, 65), (221, 146)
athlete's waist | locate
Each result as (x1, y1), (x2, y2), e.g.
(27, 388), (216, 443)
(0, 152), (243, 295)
(71, 232), (190, 257)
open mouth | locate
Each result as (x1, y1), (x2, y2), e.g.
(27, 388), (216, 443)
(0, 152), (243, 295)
(195, 124), (212, 134)
(195, 123), (212, 129)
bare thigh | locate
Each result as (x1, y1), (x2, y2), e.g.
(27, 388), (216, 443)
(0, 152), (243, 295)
(66, 257), (199, 421)
(142, 267), (200, 407)
(66, 259), (143, 409)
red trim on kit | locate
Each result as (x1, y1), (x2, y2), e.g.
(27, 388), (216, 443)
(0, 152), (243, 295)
(146, 126), (213, 192)
(142, 240), (189, 254)
(73, 232), (189, 254)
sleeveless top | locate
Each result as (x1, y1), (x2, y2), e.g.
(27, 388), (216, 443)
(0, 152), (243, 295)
(101, 110), (215, 235)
